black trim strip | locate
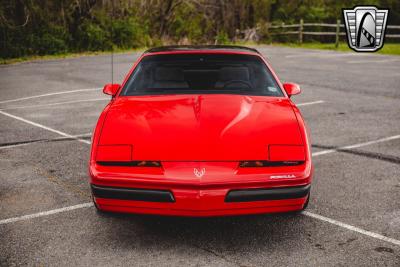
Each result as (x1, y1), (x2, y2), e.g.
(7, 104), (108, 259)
(91, 185), (175, 202)
(145, 45), (260, 54)
(225, 185), (310, 202)
(239, 161), (305, 167)
(97, 161), (161, 167)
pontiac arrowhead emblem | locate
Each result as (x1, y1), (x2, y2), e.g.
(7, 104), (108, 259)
(193, 168), (205, 178)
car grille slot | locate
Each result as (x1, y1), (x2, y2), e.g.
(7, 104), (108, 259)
(91, 185), (175, 202)
(225, 185), (310, 202)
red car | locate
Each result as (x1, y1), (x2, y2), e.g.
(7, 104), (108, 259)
(89, 45), (313, 217)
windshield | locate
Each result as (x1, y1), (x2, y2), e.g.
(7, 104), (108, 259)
(121, 53), (284, 97)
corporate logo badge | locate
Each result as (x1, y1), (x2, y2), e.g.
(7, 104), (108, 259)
(193, 168), (205, 178)
(343, 6), (389, 52)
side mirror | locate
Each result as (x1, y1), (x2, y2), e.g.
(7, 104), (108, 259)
(283, 83), (301, 97)
(103, 84), (121, 96)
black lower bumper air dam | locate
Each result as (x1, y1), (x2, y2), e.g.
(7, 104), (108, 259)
(225, 184), (310, 202)
(91, 184), (175, 202)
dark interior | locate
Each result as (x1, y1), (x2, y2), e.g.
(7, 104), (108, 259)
(122, 54), (283, 96)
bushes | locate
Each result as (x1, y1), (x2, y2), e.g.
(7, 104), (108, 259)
(111, 18), (148, 48)
(0, 5), (151, 59)
(33, 26), (68, 55)
(215, 31), (230, 45)
(75, 20), (109, 51)
(73, 16), (150, 52)
(0, 24), (68, 58)
(1, 0), (398, 59)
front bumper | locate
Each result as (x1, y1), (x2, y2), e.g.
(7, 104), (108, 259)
(91, 184), (310, 217)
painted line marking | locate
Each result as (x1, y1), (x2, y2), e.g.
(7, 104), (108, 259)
(0, 110), (91, 145)
(303, 211), (400, 246)
(312, 135), (400, 157)
(0, 88), (101, 104)
(0, 98), (109, 110)
(0, 203), (93, 225)
(76, 132), (93, 137)
(297, 100), (324, 107)
(0, 133), (92, 150)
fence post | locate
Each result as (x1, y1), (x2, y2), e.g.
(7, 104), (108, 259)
(299, 19), (303, 44)
(335, 19), (340, 48)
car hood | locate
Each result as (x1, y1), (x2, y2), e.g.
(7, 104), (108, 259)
(99, 94), (303, 161)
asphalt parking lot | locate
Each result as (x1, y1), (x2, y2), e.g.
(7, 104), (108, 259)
(0, 45), (399, 266)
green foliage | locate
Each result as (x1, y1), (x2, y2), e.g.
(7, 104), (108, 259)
(112, 18), (147, 48)
(76, 20), (109, 51)
(215, 31), (230, 45)
(301, 7), (329, 22)
(1, 24), (68, 58)
(34, 33), (68, 55)
(171, 14), (204, 43)
(0, 0), (399, 59)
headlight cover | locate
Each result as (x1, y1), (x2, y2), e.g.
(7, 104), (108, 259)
(96, 145), (132, 162)
(269, 145), (305, 161)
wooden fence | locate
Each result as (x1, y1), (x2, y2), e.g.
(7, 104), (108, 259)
(266, 19), (400, 47)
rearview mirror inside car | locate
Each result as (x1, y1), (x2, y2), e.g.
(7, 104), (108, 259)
(283, 83), (301, 97)
(103, 84), (121, 96)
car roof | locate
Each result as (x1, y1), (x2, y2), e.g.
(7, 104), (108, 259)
(144, 45), (260, 54)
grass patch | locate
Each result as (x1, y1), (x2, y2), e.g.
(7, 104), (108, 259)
(0, 47), (147, 65)
(274, 42), (400, 55)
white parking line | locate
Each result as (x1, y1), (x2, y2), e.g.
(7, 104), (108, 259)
(312, 134), (400, 157)
(0, 88), (101, 104)
(1, 201), (400, 248)
(0, 133), (92, 150)
(0, 203), (93, 225)
(0, 98), (109, 110)
(0, 110), (91, 145)
(297, 100), (324, 107)
(303, 211), (400, 246)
